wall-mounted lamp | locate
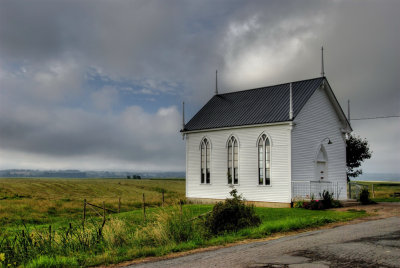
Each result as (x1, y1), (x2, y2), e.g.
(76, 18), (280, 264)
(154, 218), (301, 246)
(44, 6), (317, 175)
(321, 137), (333, 145)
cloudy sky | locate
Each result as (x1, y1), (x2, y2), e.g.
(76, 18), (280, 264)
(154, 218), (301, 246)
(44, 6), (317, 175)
(0, 0), (399, 174)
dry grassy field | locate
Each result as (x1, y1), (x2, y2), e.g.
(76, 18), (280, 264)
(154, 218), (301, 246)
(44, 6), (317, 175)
(0, 178), (185, 228)
(0, 178), (372, 267)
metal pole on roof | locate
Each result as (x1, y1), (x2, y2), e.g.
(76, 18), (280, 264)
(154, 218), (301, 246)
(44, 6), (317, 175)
(289, 83), (293, 120)
(182, 101), (185, 140)
(347, 99), (350, 124)
(182, 101), (185, 129)
(215, 70), (218, 95)
(321, 46), (325, 77)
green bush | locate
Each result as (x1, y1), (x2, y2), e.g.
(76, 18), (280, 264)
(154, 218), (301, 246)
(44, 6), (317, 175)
(320, 190), (334, 209)
(205, 189), (261, 234)
(299, 200), (324, 210)
(293, 200), (304, 208)
(358, 188), (375, 205)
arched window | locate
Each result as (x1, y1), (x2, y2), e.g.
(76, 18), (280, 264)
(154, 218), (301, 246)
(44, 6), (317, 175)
(227, 136), (238, 184)
(201, 138), (211, 184)
(258, 134), (270, 185)
(315, 145), (328, 180)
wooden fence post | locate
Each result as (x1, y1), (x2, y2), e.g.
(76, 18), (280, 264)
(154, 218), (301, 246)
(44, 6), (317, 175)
(348, 183), (352, 199)
(83, 199), (87, 221)
(118, 197), (121, 213)
(143, 193), (146, 222)
(372, 184), (375, 198)
(68, 222), (72, 238)
(102, 201), (106, 228)
(49, 225), (52, 245)
(162, 191), (165, 207)
(83, 199), (86, 230)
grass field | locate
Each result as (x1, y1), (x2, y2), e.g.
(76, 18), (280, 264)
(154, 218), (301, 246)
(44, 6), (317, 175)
(0, 178), (185, 228)
(351, 181), (400, 202)
(0, 178), (378, 267)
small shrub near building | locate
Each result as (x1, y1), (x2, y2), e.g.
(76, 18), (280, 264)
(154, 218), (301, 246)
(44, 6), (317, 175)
(358, 188), (376, 205)
(205, 189), (261, 234)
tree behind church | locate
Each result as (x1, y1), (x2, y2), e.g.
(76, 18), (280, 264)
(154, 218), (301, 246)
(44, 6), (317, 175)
(346, 134), (372, 180)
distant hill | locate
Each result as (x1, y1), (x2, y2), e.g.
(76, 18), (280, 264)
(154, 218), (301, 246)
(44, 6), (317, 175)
(2, 169), (397, 182)
(354, 173), (400, 182)
(0, 169), (185, 179)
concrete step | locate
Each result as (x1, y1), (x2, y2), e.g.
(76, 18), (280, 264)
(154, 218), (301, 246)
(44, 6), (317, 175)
(342, 200), (360, 207)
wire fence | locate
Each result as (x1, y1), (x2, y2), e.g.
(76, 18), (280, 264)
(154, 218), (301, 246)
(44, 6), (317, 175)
(82, 191), (185, 227)
(347, 182), (363, 199)
(292, 180), (341, 200)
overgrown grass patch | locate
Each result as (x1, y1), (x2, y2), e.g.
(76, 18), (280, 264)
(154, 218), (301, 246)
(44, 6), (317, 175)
(0, 179), (369, 267)
(0, 204), (366, 267)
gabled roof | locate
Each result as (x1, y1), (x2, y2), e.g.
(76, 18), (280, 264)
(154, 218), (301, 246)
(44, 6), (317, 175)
(183, 77), (329, 132)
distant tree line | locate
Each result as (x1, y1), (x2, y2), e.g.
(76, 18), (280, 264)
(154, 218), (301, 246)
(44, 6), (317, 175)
(127, 175), (141, 179)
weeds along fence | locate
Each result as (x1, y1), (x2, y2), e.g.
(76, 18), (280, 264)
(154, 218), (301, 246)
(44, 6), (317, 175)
(348, 182), (378, 199)
(82, 191), (183, 226)
(0, 193), (188, 267)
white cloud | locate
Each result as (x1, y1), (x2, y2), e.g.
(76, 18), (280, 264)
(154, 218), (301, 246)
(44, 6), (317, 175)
(91, 86), (119, 111)
(0, 102), (184, 171)
(221, 14), (323, 90)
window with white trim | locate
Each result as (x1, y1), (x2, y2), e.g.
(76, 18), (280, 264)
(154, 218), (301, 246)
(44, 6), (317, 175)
(258, 134), (270, 185)
(227, 136), (238, 184)
(201, 138), (210, 184)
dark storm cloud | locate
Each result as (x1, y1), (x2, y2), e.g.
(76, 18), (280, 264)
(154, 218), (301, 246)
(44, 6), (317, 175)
(0, 0), (399, 172)
(0, 1), (90, 62)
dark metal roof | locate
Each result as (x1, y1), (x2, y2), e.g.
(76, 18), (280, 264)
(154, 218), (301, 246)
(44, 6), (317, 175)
(183, 77), (325, 132)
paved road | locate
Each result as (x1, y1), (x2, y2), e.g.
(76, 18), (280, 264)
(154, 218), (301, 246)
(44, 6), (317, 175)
(128, 216), (400, 268)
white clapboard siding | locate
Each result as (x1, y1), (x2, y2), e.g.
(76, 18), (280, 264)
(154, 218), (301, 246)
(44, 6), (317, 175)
(186, 124), (291, 203)
(291, 86), (348, 200)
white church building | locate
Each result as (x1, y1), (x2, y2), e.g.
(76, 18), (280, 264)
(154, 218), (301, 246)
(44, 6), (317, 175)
(181, 77), (352, 207)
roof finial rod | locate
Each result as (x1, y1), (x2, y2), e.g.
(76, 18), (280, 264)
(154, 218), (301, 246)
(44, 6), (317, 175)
(289, 83), (293, 120)
(182, 101), (185, 130)
(215, 70), (218, 95)
(347, 99), (350, 124)
(321, 46), (325, 77)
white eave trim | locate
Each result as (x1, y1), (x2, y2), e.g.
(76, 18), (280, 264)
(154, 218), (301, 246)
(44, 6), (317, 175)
(322, 79), (353, 132)
(181, 121), (293, 134)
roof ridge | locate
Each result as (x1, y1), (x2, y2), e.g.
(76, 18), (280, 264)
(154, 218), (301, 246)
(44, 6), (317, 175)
(184, 76), (326, 132)
(218, 77), (324, 96)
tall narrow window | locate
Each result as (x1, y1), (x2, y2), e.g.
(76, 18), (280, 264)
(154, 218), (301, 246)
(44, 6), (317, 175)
(227, 136), (238, 184)
(258, 134), (271, 185)
(258, 138), (263, 185)
(201, 138), (211, 184)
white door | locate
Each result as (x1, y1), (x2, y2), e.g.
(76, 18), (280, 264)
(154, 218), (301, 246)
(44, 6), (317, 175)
(317, 161), (326, 180)
(315, 145), (328, 181)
